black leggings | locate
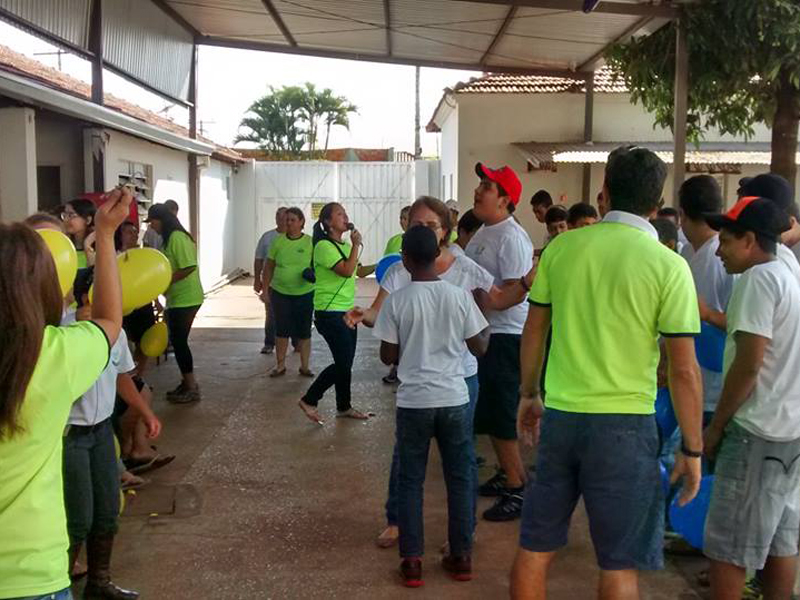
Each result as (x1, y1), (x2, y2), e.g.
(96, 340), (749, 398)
(165, 305), (201, 375)
(302, 311), (357, 412)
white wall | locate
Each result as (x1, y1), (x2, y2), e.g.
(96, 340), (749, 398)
(232, 159), (257, 276)
(440, 102), (459, 203)
(99, 129), (191, 229)
(35, 111), (84, 204)
(446, 92), (779, 248)
(0, 107), (37, 220)
(198, 158), (237, 289)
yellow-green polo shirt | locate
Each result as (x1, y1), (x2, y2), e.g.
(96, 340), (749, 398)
(163, 231), (204, 309)
(267, 233), (314, 296)
(529, 211), (699, 414)
(0, 321), (110, 598)
(383, 233), (403, 257)
(313, 239), (355, 312)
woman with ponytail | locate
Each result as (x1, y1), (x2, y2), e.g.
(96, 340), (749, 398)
(298, 202), (369, 424)
(0, 188), (131, 600)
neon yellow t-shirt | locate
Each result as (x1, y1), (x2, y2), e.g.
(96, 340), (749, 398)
(76, 249), (87, 269)
(0, 321), (109, 598)
(383, 233), (403, 257)
(449, 230), (458, 244)
(313, 239), (355, 312)
(267, 233), (314, 296)
(163, 231), (204, 309)
(529, 220), (699, 414)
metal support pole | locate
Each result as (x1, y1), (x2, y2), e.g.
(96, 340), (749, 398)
(188, 43), (200, 242)
(89, 0), (103, 105)
(582, 72), (594, 203)
(672, 15), (689, 205)
(414, 66), (421, 159)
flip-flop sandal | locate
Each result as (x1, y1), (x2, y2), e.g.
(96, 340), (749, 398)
(298, 368), (315, 378)
(336, 408), (371, 420)
(269, 367), (287, 378)
(121, 475), (149, 491)
(124, 454), (176, 475)
(376, 527), (399, 549)
(298, 400), (323, 425)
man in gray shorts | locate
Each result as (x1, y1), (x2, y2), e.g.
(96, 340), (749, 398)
(703, 196), (800, 598)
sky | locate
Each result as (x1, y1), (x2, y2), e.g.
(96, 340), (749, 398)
(0, 20), (478, 156)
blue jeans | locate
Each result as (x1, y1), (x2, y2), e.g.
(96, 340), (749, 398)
(63, 419), (120, 542)
(396, 403), (473, 558)
(386, 375), (479, 529)
(12, 589), (72, 600)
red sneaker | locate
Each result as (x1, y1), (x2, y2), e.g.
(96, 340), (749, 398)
(400, 558), (423, 588)
(442, 554), (472, 581)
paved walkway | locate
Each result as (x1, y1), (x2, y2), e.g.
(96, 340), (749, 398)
(89, 278), (704, 599)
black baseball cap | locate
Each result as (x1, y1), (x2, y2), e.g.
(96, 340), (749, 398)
(144, 203), (170, 223)
(738, 173), (794, 213)
(704, 196), (790, 241)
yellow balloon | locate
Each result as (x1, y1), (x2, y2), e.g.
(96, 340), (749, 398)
(90, 248), (172, 315)
(140, 321), (168, 358)
(37, 230), (77, 297)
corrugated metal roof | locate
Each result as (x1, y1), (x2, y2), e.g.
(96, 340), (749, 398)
(0, 0), (91, 48)
(103, 0), (194, 101)
(514, 141), (800, 169)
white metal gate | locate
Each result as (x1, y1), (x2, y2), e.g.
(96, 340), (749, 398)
(254, 161), (431, 265)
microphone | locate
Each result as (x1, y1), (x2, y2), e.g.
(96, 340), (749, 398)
(347, 223), (355, 231)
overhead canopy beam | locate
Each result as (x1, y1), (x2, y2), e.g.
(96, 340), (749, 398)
(451, 0), (679, 18)
(383, 0), (392, 56)
(261, 0), (297, 47)
(480, 6), (518, 66)
(199, 36), (591, 79)
(150, 0), (202, 38)
(577, 15), (654, 72)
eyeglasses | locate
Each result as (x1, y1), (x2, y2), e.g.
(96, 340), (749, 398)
(61, 211), (79, 221)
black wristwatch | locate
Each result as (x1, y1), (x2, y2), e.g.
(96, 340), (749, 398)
(681, 442), (702, 458)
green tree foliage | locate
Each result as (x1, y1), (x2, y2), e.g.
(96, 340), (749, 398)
(606, 0), (800, 184)
(235, 84), (357, 158)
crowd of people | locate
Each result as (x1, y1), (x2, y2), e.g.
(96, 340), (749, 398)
(0, 189), (204, 600)
(3, 143), (800, 599)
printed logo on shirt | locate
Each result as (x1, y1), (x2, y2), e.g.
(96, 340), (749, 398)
(474, 245), (486, 256)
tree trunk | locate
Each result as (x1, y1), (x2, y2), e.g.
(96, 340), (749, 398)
(324, 123), (331, 155)
(771, 69), (800, 189)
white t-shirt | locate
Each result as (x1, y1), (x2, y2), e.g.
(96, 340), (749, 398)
(725, 259), (800, 441)
(465, 216), (533, 334)
(381, 254), (494, 376)
(449, 243), (465, 258)
(777, 243), (800, 284)
(373, 280), (488, 409)
(684, 235), (736, 411)
(67, 325), (135, 427)
(792, 241), (800, 264)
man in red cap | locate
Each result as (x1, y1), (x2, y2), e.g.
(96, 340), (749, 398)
(466, 162), (534, 522)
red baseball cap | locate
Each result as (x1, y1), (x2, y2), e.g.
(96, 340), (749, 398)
(475, 163), (522, 206)
(704, 196), (790, 241)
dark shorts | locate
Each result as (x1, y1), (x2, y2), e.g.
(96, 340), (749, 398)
(519, 409), (664, 571)
(271, 289), (313, 340)
(122, 304), (156, 344)
(474, 333), (521, 440)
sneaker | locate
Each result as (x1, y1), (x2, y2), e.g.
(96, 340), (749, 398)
(382, 372), (398, 385)
(478, 470), (507, 497)
(261, 345), (274, 355)
(165, 382), (187, 398)
(482, 488), (524, 522)
(400, 558), (423, 588)
(166, 387), (201, 404)
(441, 554), (472, 582)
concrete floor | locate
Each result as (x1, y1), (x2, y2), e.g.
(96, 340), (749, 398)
(83, 278), (706, 599)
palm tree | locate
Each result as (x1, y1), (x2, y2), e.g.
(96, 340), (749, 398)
(317, 89), (358, 154)
(234, 86), (305, 154)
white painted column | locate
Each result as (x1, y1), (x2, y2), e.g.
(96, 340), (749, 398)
(0, 107), (37, 221)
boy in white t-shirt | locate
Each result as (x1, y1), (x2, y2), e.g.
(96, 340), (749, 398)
(374, 225), (489, 588)
(702, 197), (800, 599)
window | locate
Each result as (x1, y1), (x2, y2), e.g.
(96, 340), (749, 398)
(37, 165), (61, 210)
(117, 160), (153, 202)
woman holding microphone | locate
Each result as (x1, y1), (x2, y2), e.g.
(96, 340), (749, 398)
(0, 188), (131, 600)
(298, 203), (369, 424)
